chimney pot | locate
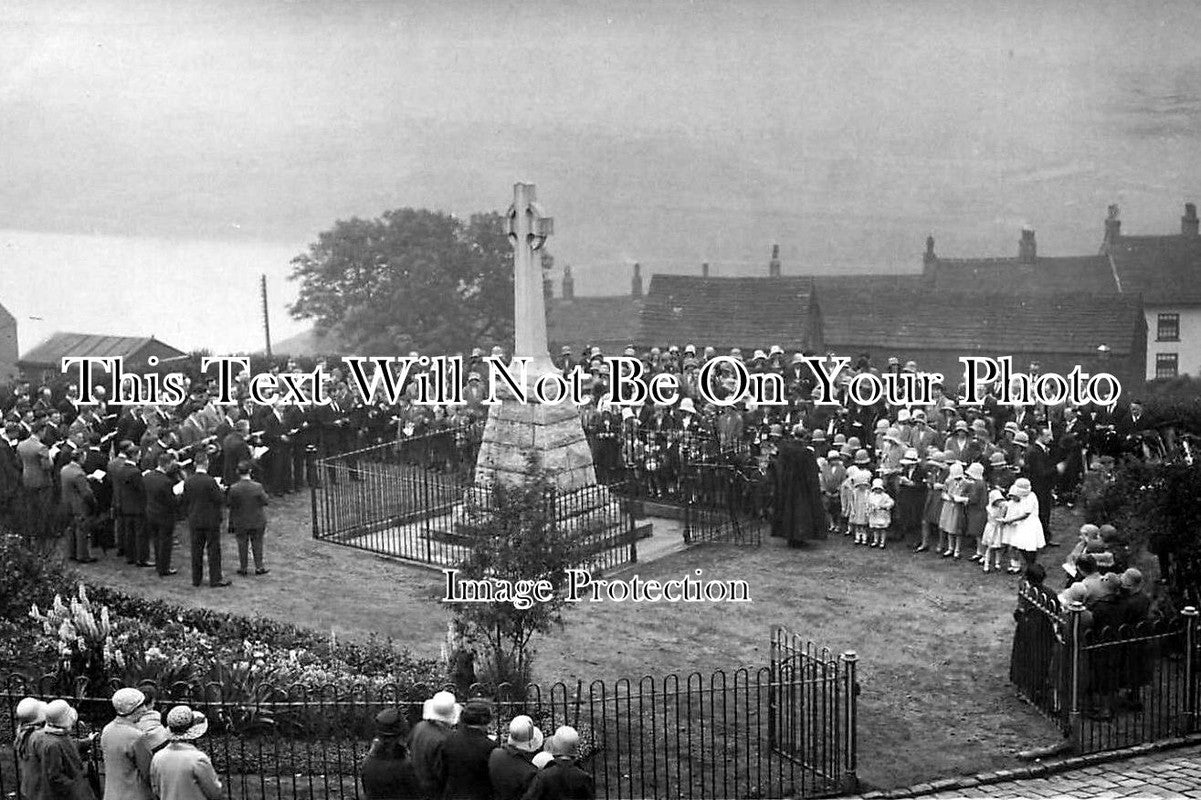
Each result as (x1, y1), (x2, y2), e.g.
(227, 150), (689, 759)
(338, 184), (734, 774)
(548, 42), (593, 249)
(1184, 203), (1199, 237)
(769, 244), (781, 277)
(631, 262), (643, 298)
(561, 264), (574, 301)
(1104, 204), (1122, 246)
(923, 235), (936, 267)
(1018, 227), (1037, 263)
(701, 262), (710, 278)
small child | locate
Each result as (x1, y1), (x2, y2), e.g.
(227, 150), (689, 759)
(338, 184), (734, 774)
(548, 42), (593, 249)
(866, 477), (895, 548)
(980, 489), (1006, 573)
(939, 462), (968, 558)
(839, 465), (857, 536)
(849, 470), (871, 544)
(821, 450), (847, 534)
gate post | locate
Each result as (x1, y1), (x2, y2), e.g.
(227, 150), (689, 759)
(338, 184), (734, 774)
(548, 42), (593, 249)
(1066, 600), (1086, 753)
(1183, 606), (1198, 735)
(839, 650), (860, 795)
(682, 472), (693, 544)
(768, 627), (778, 752)
(306, 445), (319, 539)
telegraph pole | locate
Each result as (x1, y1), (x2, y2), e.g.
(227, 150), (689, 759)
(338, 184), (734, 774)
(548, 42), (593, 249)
(261, 274), (272, 358)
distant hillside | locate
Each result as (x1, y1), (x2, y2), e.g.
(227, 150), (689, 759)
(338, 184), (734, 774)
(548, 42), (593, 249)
(271, 327), (343, 357)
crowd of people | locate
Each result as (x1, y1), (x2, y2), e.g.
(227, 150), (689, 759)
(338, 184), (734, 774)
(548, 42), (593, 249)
(0, 344), (1168, 586)
(13, 687), (594, 800)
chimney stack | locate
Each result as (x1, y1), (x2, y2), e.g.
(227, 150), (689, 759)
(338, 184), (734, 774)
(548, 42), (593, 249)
(631, 262), (643, 298)
(1018, 227), (1037, 263)
(1104, 204), (1121, 246)
(561, 265), (574, 301)
(769, 244), (781, 277)
(701, 262), (710, 278)
(923, 236), (936, 269)
(543, 275), (553, 301)
(1183, 203), (1199, 237)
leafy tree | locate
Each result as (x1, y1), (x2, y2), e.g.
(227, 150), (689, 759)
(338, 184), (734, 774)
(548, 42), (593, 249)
(449, 463), (581, 693)
(288, 208), (550, 356)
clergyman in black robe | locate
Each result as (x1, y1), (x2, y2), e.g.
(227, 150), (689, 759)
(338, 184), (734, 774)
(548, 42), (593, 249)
(771, 439), (827, 547)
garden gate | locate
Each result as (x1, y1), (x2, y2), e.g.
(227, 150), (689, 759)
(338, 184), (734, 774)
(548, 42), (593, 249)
(769, 625), (860, 796)
(680, 462), (769, 546)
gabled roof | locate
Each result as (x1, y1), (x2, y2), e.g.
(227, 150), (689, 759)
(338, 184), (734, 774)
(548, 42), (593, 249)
(925, 255), (1118, 294)
(1108, 235), (1201, 305)
(546, 296), (642, 349)
(819, 288), (1143, 355)
(640, 276), (817, 349)
(19, 332), (185, 365)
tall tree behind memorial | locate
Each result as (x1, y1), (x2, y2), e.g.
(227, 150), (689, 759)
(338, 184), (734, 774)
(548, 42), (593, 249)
(288, 208), (547, 355)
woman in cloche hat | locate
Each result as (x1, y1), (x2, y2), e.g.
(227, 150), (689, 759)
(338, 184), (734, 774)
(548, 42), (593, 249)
(150, 705), (223, 800)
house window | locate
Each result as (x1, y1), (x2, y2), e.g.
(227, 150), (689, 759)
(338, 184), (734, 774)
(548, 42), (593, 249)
(1157, 313), (1180, 342)
(1156, 353), (1179, 379)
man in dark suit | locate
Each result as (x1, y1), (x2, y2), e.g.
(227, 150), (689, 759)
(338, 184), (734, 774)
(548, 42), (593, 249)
(437, 700), (497, 800)
(60, 448), (97, 562)
(80, 433), (113, 551)
(181, 451), (229, 588)
(142, 451), (179, 576)
(255, 398), (289, 497)
(110, 442), (135, 562)
(0, 422), (22, 530)
(221, 421), (253, 487)
(1023, 427), (1063, 547)
(115, 406), (148, 453)
(227, 459), (269, 576)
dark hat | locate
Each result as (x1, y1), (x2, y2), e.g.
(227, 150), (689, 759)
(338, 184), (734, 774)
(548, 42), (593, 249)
(374, 708), (408, 738)
(459, 699), (494, 727)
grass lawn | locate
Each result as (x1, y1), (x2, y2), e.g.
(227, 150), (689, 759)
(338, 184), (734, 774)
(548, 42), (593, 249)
(76, 489), (1069, 792)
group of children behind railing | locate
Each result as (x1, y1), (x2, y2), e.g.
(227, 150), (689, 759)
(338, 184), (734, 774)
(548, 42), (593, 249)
(823, 445), (1046, 574)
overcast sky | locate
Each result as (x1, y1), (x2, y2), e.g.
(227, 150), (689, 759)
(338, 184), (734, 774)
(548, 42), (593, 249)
(2, 0), (1199, 352)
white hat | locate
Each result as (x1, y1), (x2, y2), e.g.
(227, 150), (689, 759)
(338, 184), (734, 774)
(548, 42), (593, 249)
(545, 725), (580, 757)
(423, 691), (461, 725)
(678, 397), (696, 415)
(165, 705), (209, 741)
(16, 698), (46, 725)
(506, 715), (544, 753)
(44, 699), (76, 730)
(532, 751), (555, 768)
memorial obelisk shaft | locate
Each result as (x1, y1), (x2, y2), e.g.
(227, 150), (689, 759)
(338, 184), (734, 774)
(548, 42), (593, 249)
(472, 183), (600, 492)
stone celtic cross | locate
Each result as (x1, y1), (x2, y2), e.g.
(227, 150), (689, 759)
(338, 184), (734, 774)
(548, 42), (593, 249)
(506, 182), (554, 370)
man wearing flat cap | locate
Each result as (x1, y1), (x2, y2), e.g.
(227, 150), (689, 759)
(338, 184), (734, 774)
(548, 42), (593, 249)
(438, 699), (497, 800)
(101, 687), (156, 800)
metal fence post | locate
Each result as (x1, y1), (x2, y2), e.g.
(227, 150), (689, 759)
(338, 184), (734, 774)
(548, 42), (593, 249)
(839, 650), (859, 795)
(306, 445), (319, 539)
(628, 509), (638, 564)
(1184, 606), (1199, 735)
(682, 473), (693, 544)
(1067, 600), (1085, 752)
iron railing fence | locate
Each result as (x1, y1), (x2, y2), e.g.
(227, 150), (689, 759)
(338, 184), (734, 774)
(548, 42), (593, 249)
(1009, 585), (1200, 755)
(1, 648), (858, 799)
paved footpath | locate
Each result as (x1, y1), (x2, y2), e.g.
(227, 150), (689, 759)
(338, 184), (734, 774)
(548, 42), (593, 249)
(855, 744), (1201, 798)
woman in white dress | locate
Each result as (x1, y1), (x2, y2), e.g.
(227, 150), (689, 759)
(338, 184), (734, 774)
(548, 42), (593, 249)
(1003, 477), (1045, 573)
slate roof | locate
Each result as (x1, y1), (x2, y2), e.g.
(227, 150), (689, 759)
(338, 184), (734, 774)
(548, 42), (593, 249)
(20, 332), (185, 366)
(546, 296), (642, 349)
(819, 288), (1143, 355)
(925, 255), (1118, 294)
(639, 276), (818, 349)
(1108, 235), (1201, 305)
